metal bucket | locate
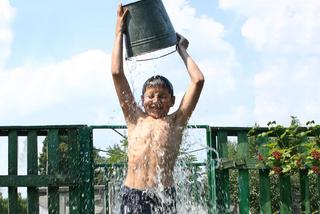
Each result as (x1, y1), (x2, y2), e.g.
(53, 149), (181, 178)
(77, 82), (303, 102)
(122, 0), (177, 60)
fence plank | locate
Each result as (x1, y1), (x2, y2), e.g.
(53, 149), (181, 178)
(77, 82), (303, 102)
(27, 130), (39, 214)
(8, 130), (18, 214)
(259, 170), (271, 214)
(318, 176), (320, 214)
(299, 170), (310, 214)
(68, 129), (82, 214)
(237, 131), (250, 214)
(48, 129), (60, 214)
(79, 126), (94, 214)
(0, 175), (74, 186)
(216, 131), (230, 213)
(257, 136), (272, 214)
(207, 127), (217, 214)
(105, 166), (110, 214)
(279, 174), (293, 214)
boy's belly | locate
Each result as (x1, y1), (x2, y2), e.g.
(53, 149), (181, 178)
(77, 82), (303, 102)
(124, 157), (175, 190)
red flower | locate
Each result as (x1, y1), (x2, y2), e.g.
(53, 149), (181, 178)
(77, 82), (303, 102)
(311, 165), (320, 175)
(272, 150), (282, 160)
(296, 159), (302, 168)
(272, 166), (282, 175)
(310, 150), (320, 160)
(258, 154), (264, 161)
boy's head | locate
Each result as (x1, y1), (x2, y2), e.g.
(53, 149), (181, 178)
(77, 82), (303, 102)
(141, 75), (175, 119)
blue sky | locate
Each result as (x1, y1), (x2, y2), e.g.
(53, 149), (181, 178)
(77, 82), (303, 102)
(1, 0), (320, 181)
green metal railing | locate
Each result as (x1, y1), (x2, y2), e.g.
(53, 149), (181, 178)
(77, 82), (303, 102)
(0, 125), (94, 214)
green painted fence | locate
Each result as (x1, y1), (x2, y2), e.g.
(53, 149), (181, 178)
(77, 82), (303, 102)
(210, 127), (320, 214)
(1, 125), (320, 213)
(0, 125), (94, 214)
(91, 125), (320, 214)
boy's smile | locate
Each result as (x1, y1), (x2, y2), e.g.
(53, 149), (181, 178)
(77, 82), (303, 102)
(142, 86), (175, 119)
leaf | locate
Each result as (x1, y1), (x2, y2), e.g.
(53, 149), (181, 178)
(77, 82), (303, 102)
(282, 165), (291, 173)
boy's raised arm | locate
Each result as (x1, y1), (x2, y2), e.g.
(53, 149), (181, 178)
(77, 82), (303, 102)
(111, 4), (140, 124)
(175, 34), (205, 126)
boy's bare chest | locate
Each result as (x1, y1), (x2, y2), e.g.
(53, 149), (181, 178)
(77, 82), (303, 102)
(128, 117), (182, 149)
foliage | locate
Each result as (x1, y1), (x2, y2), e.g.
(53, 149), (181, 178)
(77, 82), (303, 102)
(38, 135), (107, 184)
(0, 192), (27, 213)
(0, 193), (7, 213)
(39, 135), (69, 175)
(105, 138), (128, 164)
(248, 116), (320, 175)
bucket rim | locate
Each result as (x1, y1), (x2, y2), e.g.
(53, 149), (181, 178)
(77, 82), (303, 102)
(122, 0), (151, 8)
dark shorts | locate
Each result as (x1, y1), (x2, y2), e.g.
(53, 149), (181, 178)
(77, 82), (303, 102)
(120, 186), (177, 214)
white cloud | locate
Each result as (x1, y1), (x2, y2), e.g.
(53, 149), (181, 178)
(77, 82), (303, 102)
(161, 0), (241, 125)
(164, 0), (231, 57)
(219, 0), (320, 125)
(0, 50), (119, 123)
(220, 0), (320, 54)
(0, 0), (15, 69)
(253, 58), (320, 125)
(0, 0), (241, 128)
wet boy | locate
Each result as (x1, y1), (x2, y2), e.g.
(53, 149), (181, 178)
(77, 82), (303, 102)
(111, 4), (204, 214)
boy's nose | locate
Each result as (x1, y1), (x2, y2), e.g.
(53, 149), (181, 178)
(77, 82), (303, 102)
(152, 96), (162, 103)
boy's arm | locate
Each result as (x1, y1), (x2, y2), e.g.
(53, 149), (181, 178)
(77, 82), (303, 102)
(175, 34), (204, 126)
(111, 5), (140, 124)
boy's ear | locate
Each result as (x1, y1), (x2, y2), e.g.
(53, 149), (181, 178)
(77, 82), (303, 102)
(171, 96), (175, 107)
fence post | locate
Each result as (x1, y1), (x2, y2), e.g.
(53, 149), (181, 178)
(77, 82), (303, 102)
(105, 166), (110, 214)
(317, 176), (320, 214)
(216, 130), (230, 213)
(27, 130), (39, 214)
(79, 126), (94, 214)
(68, 129), (82, 214)
(48, 129), (60, 214)
(8, 130), (18, 214)
(279, 174), (293, 214)
(237, 131), (249, 214)
(257, 136), (272, 214)
(207, 127), (217, 214)
(299, 170), (310, 214)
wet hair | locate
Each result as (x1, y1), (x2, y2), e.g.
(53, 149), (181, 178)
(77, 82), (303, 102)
(142, 75), (174, 97)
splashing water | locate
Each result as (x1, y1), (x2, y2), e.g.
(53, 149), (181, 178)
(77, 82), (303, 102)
(104, 133), (211, 214)
(104, 162), (208, 213)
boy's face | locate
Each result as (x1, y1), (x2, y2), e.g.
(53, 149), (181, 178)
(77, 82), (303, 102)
(142, 86), (175, 119)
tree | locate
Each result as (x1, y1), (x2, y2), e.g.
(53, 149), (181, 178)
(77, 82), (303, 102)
(0, 193), (8, 213)
(0, 192), (27, 213)
(38, 135), (107, 184)
(38, 135), (69, 175)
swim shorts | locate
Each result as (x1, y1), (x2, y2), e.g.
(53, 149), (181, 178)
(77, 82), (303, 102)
(120, 186), (177, 214)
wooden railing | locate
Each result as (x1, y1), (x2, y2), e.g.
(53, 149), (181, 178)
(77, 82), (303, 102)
(0, 125), (94, 214)
(1, 125), (319, 213)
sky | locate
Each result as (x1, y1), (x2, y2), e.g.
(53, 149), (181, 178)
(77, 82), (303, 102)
(0, 0), (320, 186)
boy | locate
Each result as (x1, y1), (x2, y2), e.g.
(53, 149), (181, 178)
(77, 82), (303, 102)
(111, 4), (204, 214)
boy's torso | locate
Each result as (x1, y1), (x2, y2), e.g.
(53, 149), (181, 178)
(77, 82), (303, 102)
(125, 113), (184, 190)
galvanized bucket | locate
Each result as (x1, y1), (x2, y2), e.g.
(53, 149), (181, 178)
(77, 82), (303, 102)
(122, 0), (177, 61)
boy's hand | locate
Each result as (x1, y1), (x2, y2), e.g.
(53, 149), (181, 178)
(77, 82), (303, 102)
(176, 33), (189, 52)
(115, 4), (129, 35)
